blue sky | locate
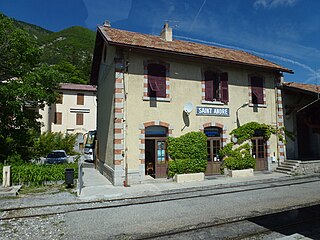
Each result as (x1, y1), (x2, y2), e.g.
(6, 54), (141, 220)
(1, 0), (319, 84)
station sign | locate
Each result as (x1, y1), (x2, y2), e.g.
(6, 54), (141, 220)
(196, 106), (230, 117)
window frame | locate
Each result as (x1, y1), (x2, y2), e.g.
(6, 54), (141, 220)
(202, 68), (229, 104)
(248, 74), (266, 106)
(143, 60), (170, 102)
(54, 112), (62, 125)
(77, 93), (84, 105)
(76, 113), (84, 125)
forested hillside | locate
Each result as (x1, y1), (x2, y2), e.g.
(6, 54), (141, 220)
(11, 15), (96, 84)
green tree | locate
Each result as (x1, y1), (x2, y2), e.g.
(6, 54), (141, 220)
(53, 61), (87, 84)
(0, 14), (62, 162)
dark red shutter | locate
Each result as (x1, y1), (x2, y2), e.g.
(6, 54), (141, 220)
(220, 72), (229, 103)
(148, 76), (160, 91)
(205, 71), (214, 101)
(156, 76), (166, 98)
(148, 64), (166, 98)
(251, 77), (263, 104)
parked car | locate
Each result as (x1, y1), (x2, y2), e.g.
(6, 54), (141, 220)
(45, 150), (68, 164)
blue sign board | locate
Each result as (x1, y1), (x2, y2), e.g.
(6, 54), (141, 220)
(196, 106), (230, 117)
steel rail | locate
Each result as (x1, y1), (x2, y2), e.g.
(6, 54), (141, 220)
(1, 176), (320, 221)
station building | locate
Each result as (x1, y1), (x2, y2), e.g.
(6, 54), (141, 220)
(90, 23), (292, 185)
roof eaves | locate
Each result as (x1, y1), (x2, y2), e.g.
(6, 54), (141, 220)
(106, 40), (293, 73)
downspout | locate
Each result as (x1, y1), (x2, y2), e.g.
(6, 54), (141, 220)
(123, 51), (130, 187)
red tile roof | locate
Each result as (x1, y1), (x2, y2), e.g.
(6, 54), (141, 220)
(99, 26), (292, 73)
(59, 83), (97, 92)
(283, 82), (320, 93)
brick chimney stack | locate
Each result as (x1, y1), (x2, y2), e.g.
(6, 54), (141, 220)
(160, 23), (172, 41)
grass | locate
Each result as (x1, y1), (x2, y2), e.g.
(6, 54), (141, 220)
(19, 184), (68, 195)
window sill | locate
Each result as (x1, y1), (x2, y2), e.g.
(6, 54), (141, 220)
(201, 100), (225, 105)
(249, 103), (267, 108)
(142, 96), (171, 102)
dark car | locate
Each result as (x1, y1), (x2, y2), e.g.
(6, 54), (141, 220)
(45, 150), (68, 164)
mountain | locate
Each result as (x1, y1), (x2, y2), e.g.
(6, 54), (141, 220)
(13, 20), (53, 40)
(9, 15), (96, 84)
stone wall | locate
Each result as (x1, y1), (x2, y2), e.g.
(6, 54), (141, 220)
(296, 160), (320, 175)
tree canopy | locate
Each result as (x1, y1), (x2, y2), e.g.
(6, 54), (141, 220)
(0, 14), (63, 162)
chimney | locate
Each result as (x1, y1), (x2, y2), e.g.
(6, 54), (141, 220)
(160, 23), (172, 41)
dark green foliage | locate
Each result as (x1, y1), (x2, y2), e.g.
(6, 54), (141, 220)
(38, 26), (95, 83)
(33, 132), (77, 158)
(167, 132), (207, 176)
(13, 19), (52, 40)
(0, 15), (63, 163)
(230, 122), (276, 144)
(168, 158), (207, 177)
(0, 13), (41, 81)
(167, 132), (207, 160)
(223, 151), (255, 170)
(0, 162), (78, 186)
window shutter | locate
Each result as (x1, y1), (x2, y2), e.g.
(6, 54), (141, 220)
(156, 77), (166, 98)
(77, 93), (84, 105)
(205, 71), (214, 101)
(76, 113), (84, 125)
(55, 112), (62, 125)
(147, 64), (166, 98)
(220, 72), (229, 103)
(251, 76), (263, 104)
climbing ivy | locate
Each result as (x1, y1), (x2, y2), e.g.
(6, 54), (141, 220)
(230, 122), (277, 144)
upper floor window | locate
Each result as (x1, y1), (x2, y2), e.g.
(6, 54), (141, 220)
(250, 76), (264, 105)
(54, 112), (62, 125)
(77, 93), (84, 105)
(147, 64), (166, 98)
(76, 113), (84, 125)
(56, 92), (63, 104)
(204, 71), (228, 103)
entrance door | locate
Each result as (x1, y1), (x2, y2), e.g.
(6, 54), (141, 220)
(145, 138), (167, 178)
(206, 138), (222, 175)
(252, 137), (267, 171)
(155, 140), (167, 178)
(145, 125), (168, 178)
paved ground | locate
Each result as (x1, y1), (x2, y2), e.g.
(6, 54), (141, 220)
(78, 163), (297, 201)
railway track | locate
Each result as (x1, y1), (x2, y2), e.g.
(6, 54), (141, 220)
(133, 203), (320, 240)
(1, 175), (320, 221)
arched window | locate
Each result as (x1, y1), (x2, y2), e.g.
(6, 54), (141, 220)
(147, 64), (166, 98)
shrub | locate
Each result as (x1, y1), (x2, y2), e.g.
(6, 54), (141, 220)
(0, 161), (79, 186)
(33, 132), (77, 158)
(167, 132), (207, 160)
(167, 131), (207, 177)
(223, 152), (255, 170)
(168, 158), (207, 177)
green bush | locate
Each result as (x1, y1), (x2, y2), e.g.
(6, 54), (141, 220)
(33, 131), (77, 158)
(0, 161), (78, 186)
(167, 131), (207, 177)
(223, 152), (255, 170)
(168, 158), (207, 177)
(167, 131), (207, 160)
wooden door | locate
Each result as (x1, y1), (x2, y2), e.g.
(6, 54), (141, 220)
(205, 138), (222, 175)
(252, 137), (267, 171)
(155, 139), (167, 178)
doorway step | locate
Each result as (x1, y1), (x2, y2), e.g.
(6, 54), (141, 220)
(275, 160), (301, 175)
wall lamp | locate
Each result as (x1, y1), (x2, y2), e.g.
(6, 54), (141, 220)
(236, 102), (249, 128)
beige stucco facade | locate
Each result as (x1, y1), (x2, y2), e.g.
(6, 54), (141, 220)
(94, 43), (284, 186)
(39, 84), (97, 152)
